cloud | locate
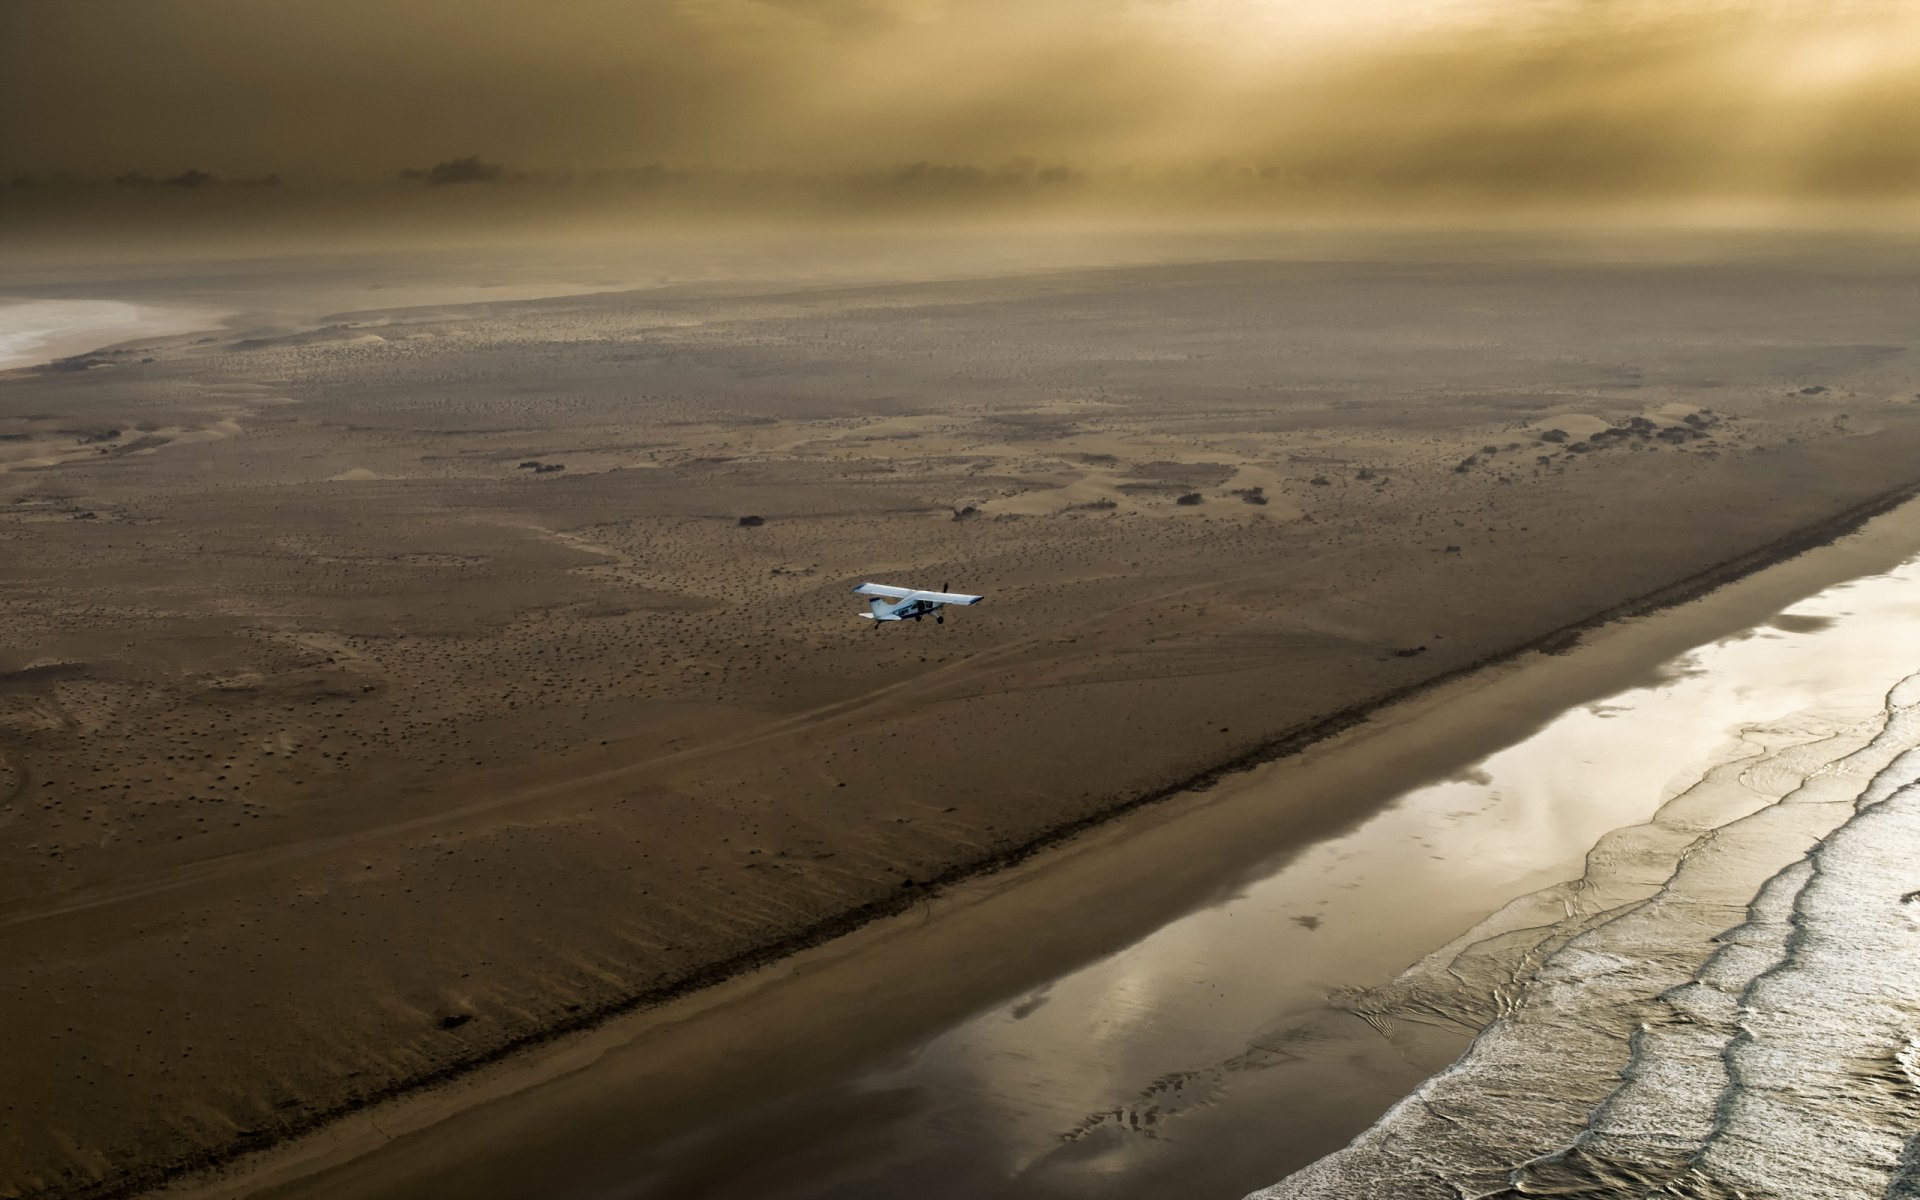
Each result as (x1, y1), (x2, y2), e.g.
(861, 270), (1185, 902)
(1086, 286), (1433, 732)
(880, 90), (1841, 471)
(402, 156), (514, 185)
(4, 0), (1920, 214)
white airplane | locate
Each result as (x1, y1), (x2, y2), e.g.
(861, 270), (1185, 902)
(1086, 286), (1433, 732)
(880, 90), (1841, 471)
(854, 581), (984, 626)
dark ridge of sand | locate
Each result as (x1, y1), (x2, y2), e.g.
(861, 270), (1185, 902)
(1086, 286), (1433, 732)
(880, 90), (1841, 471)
(6, 247), (1920, 1199)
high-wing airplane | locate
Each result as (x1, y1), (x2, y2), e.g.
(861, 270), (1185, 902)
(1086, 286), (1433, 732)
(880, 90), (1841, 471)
(853, 581), (984, 626)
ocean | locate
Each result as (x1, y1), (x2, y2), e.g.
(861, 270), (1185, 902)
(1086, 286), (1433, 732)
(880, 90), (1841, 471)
(1257, 557), (1920, 1199)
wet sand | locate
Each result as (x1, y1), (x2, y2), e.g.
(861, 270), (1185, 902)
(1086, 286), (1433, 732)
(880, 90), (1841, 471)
(162, 494), (1920, 1200)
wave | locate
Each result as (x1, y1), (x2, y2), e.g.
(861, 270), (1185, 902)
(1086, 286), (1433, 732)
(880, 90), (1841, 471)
(0, 299), (215, 370)
(1251, 672), (1920, 1200)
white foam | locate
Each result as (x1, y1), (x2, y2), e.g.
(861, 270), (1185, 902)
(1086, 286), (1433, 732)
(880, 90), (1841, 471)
(0, 299), (219, 369)
(1251, 652), (1920, 1198)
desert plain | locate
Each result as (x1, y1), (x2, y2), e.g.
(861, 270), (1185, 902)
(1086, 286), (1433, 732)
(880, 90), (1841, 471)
(5, 235), (1920, 1198)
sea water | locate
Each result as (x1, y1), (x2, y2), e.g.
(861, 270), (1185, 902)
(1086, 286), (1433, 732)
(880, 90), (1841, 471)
(1256, 565), (1920, 1199)
(0, 299), (213, 369)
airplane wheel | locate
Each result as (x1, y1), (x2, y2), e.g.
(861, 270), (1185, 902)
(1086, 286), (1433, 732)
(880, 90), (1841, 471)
(936, 615), (944, 624)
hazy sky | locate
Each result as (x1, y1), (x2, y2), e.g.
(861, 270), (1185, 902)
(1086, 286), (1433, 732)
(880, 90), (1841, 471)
(6, 0), (1920, 205)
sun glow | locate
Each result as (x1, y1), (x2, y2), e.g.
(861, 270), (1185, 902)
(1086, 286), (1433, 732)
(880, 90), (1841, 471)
(11, 0), (1920, 217)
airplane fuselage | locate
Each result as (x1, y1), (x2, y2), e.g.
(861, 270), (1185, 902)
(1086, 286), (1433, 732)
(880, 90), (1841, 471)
(853, 581), (984, 625)
(863, 598), (938, 621)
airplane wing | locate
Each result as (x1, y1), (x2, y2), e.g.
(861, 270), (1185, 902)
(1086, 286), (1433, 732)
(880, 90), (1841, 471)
(853, 582), (916, 599)
(908, 590), (984, 606)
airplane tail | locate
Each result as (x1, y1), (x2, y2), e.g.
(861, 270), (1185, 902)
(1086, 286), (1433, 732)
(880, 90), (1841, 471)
(867, 597), (894, 619)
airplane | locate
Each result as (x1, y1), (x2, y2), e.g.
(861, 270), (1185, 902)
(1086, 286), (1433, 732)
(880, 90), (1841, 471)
(853, 581), (984, 626)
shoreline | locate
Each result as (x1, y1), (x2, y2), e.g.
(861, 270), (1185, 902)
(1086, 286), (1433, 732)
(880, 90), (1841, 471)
(1258, 567), (1920, 1198)
(141, 478), (1920, 1200)
(0, 299), (230, 372)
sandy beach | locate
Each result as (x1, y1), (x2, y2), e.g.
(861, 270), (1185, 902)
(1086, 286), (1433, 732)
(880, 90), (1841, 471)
(7, 234), (1920, 1199)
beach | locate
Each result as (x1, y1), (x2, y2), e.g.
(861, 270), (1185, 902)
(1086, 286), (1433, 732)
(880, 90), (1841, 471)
(6, 233), (1920, 1198)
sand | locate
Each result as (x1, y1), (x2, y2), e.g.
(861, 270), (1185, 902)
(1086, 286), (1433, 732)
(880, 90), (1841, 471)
(6, 236), (1920, 1198)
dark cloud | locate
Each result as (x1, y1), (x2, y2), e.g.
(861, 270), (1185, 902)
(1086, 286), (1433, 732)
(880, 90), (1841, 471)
(402, 156), (515, 185)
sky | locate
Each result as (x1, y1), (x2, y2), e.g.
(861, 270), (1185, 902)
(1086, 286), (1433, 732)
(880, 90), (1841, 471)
(5, 0), (1920, 212)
